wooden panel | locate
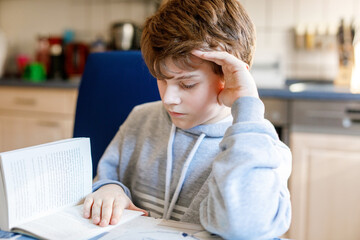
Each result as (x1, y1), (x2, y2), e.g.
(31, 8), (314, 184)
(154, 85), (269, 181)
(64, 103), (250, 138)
(289, 132), (360, 240)
(0, 114), (73, 152)
(0, 87), (77, 115)
(307, 149), (360, 240)
(0, 86), (78, 152)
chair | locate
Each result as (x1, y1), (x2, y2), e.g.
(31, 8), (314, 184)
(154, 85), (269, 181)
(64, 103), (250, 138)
(73, 51), (160, 177)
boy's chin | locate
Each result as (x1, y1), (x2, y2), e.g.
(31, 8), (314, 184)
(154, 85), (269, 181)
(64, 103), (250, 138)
(171, 119), (197, 130)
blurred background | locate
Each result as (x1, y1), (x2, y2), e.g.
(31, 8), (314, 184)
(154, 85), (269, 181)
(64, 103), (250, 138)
(0, 0), (359, 83)
(0, 1), (360, 240)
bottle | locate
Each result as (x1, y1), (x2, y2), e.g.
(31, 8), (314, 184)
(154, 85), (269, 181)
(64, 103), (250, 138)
(335, 18), (354, 86)
(48, 36), (67, 80)
(337, 19), (346, 66)
(90, 36), (107, 53)
(305, 24), (316, 50)
(294, 24), (306, 50)
(325, 24), (338, 51)
(35, 36), (50, 75)
(315, 23), (327, 50)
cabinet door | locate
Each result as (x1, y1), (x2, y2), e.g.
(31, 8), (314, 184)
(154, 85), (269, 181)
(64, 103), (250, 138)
(0, 115), (73, 152)
(289, 132), (360, 240)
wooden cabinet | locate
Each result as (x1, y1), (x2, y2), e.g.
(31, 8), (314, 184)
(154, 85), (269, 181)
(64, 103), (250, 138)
(289, 131), (360, 240)
(0, 86), (78, 152)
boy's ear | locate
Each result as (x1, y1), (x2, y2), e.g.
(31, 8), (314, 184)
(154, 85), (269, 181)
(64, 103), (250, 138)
(220, 77), (225, 87)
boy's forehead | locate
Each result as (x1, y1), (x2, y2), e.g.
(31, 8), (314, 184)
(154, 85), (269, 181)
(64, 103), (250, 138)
(162, 55), (203, 75)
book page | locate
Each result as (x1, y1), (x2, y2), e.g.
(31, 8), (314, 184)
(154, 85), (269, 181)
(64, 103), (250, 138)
(0, 138), (92, 230)
(98, 217), (220, 240)
(13, 205), (143, 240)
(0, 162), (9, 231)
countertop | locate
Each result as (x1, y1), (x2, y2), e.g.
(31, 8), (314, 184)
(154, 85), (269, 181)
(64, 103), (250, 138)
(1, 78), (360, 101)
(259, 80), (360, 101)
(0, 78), (80, 89)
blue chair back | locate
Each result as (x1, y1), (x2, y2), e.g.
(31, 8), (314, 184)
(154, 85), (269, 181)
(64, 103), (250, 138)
(73, 51), (160, 177)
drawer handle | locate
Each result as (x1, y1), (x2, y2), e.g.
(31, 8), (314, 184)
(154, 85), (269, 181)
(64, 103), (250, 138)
(346, 109), (360, 114)
(14, 97), (36, 106)
(36, 121), (60, 127)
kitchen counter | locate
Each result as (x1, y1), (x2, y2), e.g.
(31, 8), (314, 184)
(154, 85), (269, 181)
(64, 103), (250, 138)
(260, 80), (360, 140)
(259, 80), (360, 101)
(0, 78), (80, 89)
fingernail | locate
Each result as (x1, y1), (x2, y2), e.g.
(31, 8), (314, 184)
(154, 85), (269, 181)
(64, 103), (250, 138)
(110, 218), (118, 225)
(100, 219), (107, 226)
(93, 217), (100, 224)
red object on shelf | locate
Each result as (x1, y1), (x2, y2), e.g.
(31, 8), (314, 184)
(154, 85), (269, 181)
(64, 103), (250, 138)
(65, 42), (89, 77)
(48, 36), (63, 46)
(16, 54), (30, 77)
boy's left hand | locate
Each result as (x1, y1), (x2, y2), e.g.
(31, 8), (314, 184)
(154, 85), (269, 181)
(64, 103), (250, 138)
(192, 50), (259, 107)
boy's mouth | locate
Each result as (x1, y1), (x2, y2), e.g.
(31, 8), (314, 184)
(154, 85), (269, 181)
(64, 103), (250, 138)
(168, 111), (186, 117)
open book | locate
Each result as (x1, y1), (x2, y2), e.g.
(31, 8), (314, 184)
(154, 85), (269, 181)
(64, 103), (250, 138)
(0, 138), (143, 240)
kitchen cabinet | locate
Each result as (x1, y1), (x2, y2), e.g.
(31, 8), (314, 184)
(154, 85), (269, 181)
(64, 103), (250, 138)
(288, 99), (360, 240)
(0, 86), (77, 152)
(288, 132), (360, 240)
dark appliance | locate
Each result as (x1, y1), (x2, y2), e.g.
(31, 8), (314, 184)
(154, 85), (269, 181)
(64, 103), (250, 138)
(110, 22), (142, 50)
(263, 98), (289, 145)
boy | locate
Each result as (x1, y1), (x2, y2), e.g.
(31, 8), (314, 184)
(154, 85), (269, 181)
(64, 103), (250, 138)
(83, 0), (292, 239)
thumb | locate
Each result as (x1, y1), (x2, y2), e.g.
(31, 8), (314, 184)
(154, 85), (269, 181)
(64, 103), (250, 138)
(128, 202), (149, 216)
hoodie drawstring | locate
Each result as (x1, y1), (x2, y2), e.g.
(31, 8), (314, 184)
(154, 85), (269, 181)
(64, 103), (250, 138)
(163, 124), (206, 220)
(163, 124), (176, 218)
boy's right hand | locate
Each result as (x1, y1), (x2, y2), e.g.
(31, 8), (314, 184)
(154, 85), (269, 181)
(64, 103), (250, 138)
(82, 184), (148, 227)
(191, 50), (259, 107)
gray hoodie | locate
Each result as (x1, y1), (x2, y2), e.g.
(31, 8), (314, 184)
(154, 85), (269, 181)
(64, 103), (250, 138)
(92, 97), (292, 239)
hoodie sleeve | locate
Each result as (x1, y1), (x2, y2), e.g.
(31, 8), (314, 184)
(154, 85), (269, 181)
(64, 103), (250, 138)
(91, 125), (132, 199)
(199, 97), (292, 239)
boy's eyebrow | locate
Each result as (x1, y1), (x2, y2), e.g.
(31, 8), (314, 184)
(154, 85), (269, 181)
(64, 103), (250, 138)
(171, 74), (199, 80)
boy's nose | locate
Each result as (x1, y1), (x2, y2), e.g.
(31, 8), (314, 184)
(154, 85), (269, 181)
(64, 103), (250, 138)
(163, 86), (181, 105)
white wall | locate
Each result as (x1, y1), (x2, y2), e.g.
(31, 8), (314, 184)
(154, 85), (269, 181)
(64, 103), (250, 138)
(0, 0), (156, 57)
(243, 0), (360, 82)
(0, 0), (359, 82)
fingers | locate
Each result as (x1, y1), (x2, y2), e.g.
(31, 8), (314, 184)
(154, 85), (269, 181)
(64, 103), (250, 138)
(83, 196), (93, 219)
(83, 185), (148, 227)
(91, 198), (103, 225)
(191, 49), (249, 70)
(110, 196), (125, 225)
(99, 198), (114, 227)
(128, 201), (149, 216)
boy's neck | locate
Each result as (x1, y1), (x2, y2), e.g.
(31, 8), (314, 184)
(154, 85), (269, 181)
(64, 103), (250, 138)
(206, 106), (232, 125)
(216, 107), (232, 123)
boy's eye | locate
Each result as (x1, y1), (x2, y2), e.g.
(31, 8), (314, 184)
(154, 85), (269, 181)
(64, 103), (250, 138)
(181, 83), (197, 89)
